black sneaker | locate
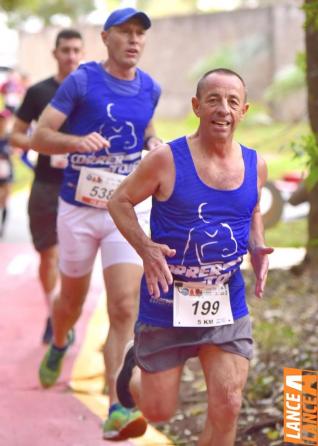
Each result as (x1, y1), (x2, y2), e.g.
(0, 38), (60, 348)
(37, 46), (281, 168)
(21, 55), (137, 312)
(42, 317), (53, 344)
(116, 341), (136, 409)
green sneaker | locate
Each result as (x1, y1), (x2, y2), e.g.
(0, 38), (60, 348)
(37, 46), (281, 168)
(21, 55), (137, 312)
(103, 405), (147, 441)
(39, 329), (75, 388)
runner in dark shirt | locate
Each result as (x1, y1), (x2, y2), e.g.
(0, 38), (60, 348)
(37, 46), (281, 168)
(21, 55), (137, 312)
(10, 29), (84, 344)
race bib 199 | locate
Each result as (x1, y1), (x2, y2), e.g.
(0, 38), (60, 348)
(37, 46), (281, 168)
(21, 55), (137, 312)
(173, 281), (233, 327)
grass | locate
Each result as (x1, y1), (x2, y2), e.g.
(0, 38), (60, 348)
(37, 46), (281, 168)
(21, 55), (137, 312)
(11, 116), (309, 248)
(265, 218), (307, 248)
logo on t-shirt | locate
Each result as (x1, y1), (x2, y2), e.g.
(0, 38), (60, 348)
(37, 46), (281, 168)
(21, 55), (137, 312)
(99, 102), (137, 154)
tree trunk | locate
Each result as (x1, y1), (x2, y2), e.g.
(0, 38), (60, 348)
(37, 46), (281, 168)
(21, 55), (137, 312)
(307, 184), (318, 264)
(304, 0), (318, 272)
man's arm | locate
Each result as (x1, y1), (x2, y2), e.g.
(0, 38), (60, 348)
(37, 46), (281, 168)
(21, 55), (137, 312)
(9, 118), (32, 150)
(249, 154), (274, 298)
(31, 105), (110, 155)
(143, 119), (162, 151)
(108, 145), (176, 298)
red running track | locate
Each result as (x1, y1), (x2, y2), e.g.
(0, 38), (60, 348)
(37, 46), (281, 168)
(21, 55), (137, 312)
(0, 243), (133, 446)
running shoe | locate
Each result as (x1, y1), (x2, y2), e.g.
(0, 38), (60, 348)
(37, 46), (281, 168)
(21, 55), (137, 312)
(42, 317), (53, 344)
(102, 405), (147, 441)
(39, 329), (75, 388)
(116, 341), (136, 409)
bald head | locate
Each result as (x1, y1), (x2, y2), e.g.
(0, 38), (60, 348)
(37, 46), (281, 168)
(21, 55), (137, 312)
(196, 68), (247, 101)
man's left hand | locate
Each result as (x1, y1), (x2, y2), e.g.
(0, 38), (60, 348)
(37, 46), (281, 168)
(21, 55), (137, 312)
(250, 246), (274, 298)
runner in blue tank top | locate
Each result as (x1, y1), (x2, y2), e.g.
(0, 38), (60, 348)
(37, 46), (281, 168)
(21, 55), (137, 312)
(31, 8), (162, 441)
(109, 69), (274, 446)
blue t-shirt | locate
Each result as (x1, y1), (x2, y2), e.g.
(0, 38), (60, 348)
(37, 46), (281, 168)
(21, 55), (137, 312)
(138, 136), (258, 327)
(51, 61), (161, 205)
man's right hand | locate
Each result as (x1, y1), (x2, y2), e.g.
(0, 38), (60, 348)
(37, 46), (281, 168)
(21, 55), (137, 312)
(141, 241), (176, 299)
(74, 132), (110, 153)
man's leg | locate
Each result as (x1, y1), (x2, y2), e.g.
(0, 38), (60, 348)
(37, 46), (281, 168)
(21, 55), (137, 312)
(39, 198), (98, 388)
(28, 180), (60, 343)
(130, 365), (183, 422)
(39, 245), (59, 307)
(38, 270), (91, 388)
(103, 263), (142, 404)
(198, 345), (249, 446)
(52, 271), (91, 347)
(38, 245), (59, 343)
(102, 263), (151, 441)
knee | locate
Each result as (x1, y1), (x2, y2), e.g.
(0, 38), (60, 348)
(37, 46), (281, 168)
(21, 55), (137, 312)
(140, 400), (176, 423)
(108, 292), (137, 324)
(209, 388), (242, 431)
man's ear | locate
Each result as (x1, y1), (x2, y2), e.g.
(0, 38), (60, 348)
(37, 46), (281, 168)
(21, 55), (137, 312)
(239, 102), (249, 122)
(192, 96), (200, 117)
(101, 31), (108, 46)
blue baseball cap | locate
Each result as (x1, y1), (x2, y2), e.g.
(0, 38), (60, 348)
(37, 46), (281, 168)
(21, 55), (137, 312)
(104, 8), (151, 31)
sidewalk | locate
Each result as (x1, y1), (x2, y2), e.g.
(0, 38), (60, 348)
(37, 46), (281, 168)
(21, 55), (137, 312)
(0, 243), (110, 446)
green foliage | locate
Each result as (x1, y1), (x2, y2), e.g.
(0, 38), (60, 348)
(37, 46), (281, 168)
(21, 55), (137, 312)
(265, 219), (307, 248)
(36, 0), (93, 23)
(264, 51), (306, 103)
(302, 0), (318, 30)
(254, 320), (297, 353)
(290, 132), (318, 190)
(2, 0), (95, 24)
(264, 64), (305, 102)
(190, 34), (266, 81)
(295, 51), (306, 72)
(1, 0), (28, 10)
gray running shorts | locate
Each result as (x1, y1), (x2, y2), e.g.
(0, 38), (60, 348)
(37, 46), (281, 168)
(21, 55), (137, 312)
(134, 315), (253, 373)
(28, 180), (60, 252)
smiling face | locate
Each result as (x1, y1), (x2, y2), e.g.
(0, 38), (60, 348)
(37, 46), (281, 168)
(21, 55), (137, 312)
(192, 71), (249, 143)
(102, 18), (147, 71)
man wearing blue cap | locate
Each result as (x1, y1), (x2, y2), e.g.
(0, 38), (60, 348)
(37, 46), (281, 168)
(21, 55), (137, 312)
(31, 7), (162, 441)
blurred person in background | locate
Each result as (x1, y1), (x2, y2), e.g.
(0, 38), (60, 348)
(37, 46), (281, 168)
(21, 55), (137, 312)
(10, 29), (84, 344)
(0, 69), (26, 114)
(0, 108), (13, 237)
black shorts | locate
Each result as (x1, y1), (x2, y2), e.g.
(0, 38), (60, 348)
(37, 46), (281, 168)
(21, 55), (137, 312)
(28, 180), (61, 252)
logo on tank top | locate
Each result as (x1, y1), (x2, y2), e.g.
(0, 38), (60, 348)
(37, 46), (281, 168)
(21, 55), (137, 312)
(99, 102), (138, 154)
(169, 202), (242, 284)
(69, 102), (141, 175)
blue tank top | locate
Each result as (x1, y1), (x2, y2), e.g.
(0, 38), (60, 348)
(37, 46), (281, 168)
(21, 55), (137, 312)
(58, 62), (159, 205)
(138, 136), (258, 327)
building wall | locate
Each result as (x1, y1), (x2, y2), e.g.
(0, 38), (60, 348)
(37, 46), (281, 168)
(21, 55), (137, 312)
(18, 4), (305, 120)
